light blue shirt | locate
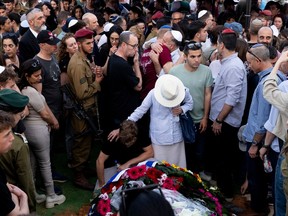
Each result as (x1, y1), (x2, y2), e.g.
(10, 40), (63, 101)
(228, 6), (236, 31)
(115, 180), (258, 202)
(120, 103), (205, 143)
(209, 53), (247, 127)
(128, 88), (193, 145)
(243, 68), (286, 142)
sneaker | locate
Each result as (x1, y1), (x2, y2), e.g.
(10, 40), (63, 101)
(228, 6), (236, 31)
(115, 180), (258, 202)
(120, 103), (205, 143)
(46, 194), (66, 208)
(199, 171), (212, 181)
(39, 185), (63, 195)
(35, 192), (46, 204)
(52, 171), (68, 183)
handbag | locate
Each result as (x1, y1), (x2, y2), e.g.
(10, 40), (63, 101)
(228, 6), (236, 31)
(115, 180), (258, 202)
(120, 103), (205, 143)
(179, 112), (197, 144)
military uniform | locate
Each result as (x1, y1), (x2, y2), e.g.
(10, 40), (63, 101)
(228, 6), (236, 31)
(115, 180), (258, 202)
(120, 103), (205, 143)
(0, 133), (36, 212)
(67, 50), (101, 171)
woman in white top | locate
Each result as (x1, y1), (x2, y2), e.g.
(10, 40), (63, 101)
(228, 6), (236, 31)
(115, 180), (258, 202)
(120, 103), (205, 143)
(128, 74), (193, 168)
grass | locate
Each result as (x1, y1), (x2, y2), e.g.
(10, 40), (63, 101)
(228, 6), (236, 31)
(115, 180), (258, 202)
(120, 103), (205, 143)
(36, 139), (101, 216)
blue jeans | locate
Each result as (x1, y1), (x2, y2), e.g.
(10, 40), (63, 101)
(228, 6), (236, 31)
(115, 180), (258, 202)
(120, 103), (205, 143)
(275, 154), (286, 216)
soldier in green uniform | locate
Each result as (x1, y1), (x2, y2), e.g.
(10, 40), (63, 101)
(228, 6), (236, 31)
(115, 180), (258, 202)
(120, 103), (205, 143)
(67, 28), (103, 190)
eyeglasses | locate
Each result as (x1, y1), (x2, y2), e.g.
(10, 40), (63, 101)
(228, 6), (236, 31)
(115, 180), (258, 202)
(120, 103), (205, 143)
(121, 184), (164, 214)
(125, 41), (138, 49)
(31, 59), (40, 68)
(186, 42), (202, 50)
(247, 50), (262, 62)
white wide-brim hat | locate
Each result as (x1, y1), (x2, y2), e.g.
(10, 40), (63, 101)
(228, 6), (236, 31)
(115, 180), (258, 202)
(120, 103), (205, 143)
(154, 74), (185, 108)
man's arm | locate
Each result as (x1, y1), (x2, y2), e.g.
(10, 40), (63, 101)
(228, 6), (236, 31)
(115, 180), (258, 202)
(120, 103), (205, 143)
(96, 151), (109, 188)
(118, 145), (154, 170)
(200, 86), (212, 133)
(133, 52), (142, 91)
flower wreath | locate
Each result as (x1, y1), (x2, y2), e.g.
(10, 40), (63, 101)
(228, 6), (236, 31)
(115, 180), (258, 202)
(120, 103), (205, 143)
(90, 161), (228, 216)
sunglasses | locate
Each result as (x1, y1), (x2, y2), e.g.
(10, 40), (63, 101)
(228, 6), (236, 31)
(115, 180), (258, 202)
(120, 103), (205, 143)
(121, 184), (164, 214)
(186, 42), (202, 50)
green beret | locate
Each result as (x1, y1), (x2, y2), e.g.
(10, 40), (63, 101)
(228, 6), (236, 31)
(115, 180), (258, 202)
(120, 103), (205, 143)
(0, 89), (29, 111)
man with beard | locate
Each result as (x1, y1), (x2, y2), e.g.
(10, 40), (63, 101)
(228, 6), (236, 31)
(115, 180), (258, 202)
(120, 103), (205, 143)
(67, 28), (103, 190)
(19, 8), (46, 62)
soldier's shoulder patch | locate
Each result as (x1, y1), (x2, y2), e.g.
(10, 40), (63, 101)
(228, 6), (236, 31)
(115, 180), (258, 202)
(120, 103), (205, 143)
(80, 77), (87, 84)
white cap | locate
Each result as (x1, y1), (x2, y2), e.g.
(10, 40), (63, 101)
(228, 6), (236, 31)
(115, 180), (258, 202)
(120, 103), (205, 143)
(171, 30), (182, 42)
(68, 19), (78, 28)
(198, 10), (208, 19)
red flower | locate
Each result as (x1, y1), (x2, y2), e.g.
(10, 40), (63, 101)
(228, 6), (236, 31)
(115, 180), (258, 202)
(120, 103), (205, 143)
(146, 168), (163, 183)
(127, 166), (141, 180)
(137, 165), (146, 177)
(163, 178), (176, 190)
(97, 199), (111, 216)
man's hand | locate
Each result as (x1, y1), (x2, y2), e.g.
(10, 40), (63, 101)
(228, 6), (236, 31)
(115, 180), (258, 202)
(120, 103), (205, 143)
(107, 129), (120, 142)
(151, 42), (163, 53)
(212, 121), (222, 135)
(149, 50), (159, 63)
(248, 144), (258, 158)
(259, 147), (268, 160)
(199, 118), (208, 133)
(117, 162), (131, 171)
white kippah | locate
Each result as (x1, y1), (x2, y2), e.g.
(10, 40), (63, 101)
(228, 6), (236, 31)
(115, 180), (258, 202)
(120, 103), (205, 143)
(171, 30), (183, 42)
(198, 10), (207, 19)
(68, 19), (78, 28)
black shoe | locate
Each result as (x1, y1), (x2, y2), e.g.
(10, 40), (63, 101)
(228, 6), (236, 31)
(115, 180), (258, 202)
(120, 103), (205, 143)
(52, 171), (68, 183)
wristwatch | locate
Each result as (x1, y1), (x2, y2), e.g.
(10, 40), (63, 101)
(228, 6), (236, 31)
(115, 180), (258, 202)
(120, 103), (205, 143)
(262, 144), (270, 149)
(215, 118), (223, 124)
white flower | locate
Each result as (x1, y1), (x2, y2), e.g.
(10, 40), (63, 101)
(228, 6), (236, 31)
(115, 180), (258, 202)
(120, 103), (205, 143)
(161, 174), (168, 180)
(99, 193), (109, 200)
(105, 212), (114, 216)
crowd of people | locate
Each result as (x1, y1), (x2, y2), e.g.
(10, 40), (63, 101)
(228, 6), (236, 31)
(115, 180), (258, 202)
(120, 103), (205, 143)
(1, 0), (288, 215)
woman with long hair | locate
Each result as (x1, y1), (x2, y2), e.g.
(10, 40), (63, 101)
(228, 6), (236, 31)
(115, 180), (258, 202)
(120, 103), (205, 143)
(71, 5), (84, 20)
(57, 33), (78, 85)
(19, 59), (66, 209)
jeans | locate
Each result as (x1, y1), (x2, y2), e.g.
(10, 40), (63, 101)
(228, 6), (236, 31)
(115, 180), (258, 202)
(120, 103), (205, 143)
(185, 122), (206, 172)
(275, 154), (286, 216)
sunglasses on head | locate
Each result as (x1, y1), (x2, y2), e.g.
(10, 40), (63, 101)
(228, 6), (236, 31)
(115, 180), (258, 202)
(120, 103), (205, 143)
(186, 42), (202, 50)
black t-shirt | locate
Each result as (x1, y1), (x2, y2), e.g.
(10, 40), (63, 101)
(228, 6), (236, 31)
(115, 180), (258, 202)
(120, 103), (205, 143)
(0, 168), (15, 215)
(34, 55), (62, 116)
(103, 118), (151, 168)
(107, 54), (141, 129)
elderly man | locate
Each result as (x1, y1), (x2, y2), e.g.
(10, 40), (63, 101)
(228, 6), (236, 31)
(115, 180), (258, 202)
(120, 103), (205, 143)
(19, 8), (45, 61)
(243, 44), (286, 214)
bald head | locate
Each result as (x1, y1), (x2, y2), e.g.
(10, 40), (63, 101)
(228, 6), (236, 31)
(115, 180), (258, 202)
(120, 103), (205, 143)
(257, 26), (273, 45)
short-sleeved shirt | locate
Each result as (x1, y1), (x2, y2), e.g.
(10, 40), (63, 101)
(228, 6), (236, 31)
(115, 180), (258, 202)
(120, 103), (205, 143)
(140, 45), (172, 100)
(107, 54), (141, 128)
(103, 119), (151, 167)
(34, 55), (62, 116)
(21, 86), (46, 125)
(0, 169), (15, 215)
(170, 64), (213, 123)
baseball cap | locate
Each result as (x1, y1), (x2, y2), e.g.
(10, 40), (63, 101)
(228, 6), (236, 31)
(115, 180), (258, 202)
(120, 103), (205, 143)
(37, 30), (60, 45)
